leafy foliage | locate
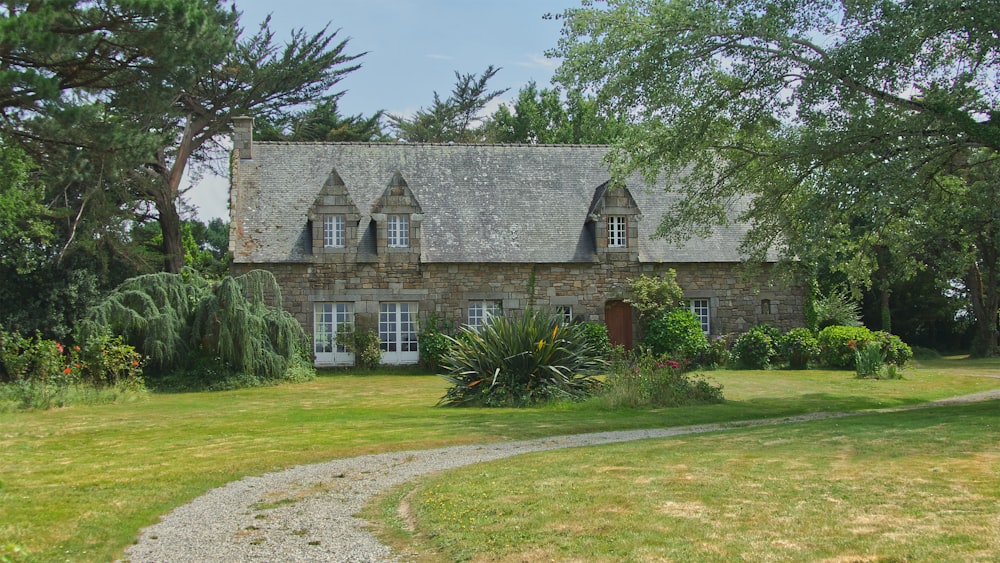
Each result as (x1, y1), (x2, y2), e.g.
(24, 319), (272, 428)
(817, 326), (913, 370)
(578, 321), (611, 358)
(641, 308), (708, 361)
(418, 314), (455, 370)
(80, 269), (312, 387)
(731, 325), (780, 369)
(438, 309), (606, 407)
(625, 271), (683, 323)
(812, 290), (863, 330)
(776, 328), (820, 370)
(255, 96), (384, 142)
(552, 0), (1000, 356)
(388, 66), (508, 142)
(485, 81), (627, 144)
(337, 324), (382, 370)
(599, 349), (723, 408)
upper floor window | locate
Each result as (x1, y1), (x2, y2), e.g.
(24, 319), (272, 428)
(387, 214), (410, 248)
(608, 215), (627, 248)
(323, 215), (345, 248)
(468, 300), (502, 330)
(689, 299), (710, 334)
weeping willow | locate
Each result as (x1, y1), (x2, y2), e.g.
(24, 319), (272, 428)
(81, 269), (311, 383)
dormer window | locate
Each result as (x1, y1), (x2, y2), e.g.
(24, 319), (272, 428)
(323, 215), (345, 248)
(387, 214), (410, 248)
(608, 215), (627, 248)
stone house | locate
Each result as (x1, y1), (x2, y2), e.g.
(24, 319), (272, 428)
(228, 117), (805, 366)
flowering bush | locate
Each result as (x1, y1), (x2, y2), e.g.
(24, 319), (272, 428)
(78, 333), (144, 390)
(777, 328), (820, 369)
(731, 325), (779, 369)
(418, 314), (454, 369)
(817, 325), (874, 368)
(600, 349), (723, 408)
(817, 326), (912, 370)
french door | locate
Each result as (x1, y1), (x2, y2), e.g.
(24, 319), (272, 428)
(379, 302), (419, 364)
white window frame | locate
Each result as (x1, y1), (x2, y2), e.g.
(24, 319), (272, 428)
(379, 302), (419, 364)
(468, 300), (502, 330)
(313, 302), (354, 366)
(607, 215), (627, 248)
(323, 215), (345, 248)
(689, 299), (711, 334)
(556, 305), (574, 324)
(387, 214), (410, 248)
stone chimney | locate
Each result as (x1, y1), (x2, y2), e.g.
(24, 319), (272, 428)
(232, 116), (254, 159)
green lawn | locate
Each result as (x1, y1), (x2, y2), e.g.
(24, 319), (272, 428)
(1, 357), (998, 562)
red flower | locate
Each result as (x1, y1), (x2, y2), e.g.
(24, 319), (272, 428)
(56, 342), (64, 353)
(63, 366), (71, 374)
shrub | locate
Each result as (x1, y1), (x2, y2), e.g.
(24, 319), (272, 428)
(79, 269), (313, 387)
(641, 308), (708, 361)
(579, 321), (611, 358)
(817, 325), (875, 369)
(338, 325), (382, 370)
(697, 334), (732, 368)
(438, 309), (605, 407)
(626, 271), (683, 321)
(599, 349), (724, 408)
(777, 328), (820, 369)
(871, 331), (913, 366)
(418, 314), (454, 369)
(78, 333), (144, 389)
(731, 325), (779, 369)
(812, 290), (862, 330)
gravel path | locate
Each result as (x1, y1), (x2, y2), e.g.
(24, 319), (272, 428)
(122, 389), (1000, 563)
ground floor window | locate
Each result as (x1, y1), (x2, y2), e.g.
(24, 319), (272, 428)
(314, 302), (354, 366)
(689, 299), (711, 334)
(468, 300), (502, 330)
(556, 305), (573, 324)
(380, 302), (418, 364)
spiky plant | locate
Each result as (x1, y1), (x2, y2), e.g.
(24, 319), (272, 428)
(438, 309), (607, 407)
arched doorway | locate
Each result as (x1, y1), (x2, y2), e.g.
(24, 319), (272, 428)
(605, 300), (633, 349)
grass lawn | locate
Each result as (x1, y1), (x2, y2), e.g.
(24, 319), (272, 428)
(1, 357), (998, 562)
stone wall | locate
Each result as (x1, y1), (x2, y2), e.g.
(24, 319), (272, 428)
(233, 258), (806, 353)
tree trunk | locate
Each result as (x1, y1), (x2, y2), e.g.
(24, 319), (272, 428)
(966, 262), (999, 358)
(158, 195), (185, 273)
(875, 245), (892, 333)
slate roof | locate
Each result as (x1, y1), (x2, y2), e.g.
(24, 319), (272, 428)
(230, 142), (757, 264)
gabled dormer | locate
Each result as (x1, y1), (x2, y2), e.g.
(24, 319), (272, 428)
(588, 180), (641, 262)
(370, 172), (423, 262)
(308, 168), (361, 260)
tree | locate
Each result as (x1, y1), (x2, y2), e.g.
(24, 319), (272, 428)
(0, 1), (233, 118)
(552, 0), (1000, 355)
(388, 65), (508, 142)
(486, 81), (626, 144)
(125, 13), (365, 273)
(255, 96), (385, 141)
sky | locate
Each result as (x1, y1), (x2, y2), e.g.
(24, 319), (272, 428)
(188, 0), (583, 220)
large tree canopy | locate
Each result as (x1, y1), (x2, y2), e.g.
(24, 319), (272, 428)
(553, 0), (1000, 355)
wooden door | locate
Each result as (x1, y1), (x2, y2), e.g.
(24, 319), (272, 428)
(605, 300), (633, 349)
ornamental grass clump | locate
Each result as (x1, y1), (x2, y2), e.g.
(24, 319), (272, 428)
(438, 309), (606, 407)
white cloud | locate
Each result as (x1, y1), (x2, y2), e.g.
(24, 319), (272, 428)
(515, 53), (559, 70)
